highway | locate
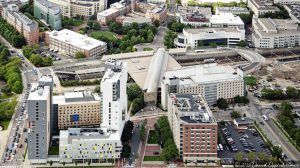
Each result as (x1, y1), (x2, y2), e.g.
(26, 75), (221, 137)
(0, 35), (39, 166)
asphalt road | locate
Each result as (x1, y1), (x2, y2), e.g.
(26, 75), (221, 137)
(0, 35), (38, 166)
(247, 92), (300, 161)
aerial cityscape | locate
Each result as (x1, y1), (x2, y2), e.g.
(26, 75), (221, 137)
(0, 0), (300, 167)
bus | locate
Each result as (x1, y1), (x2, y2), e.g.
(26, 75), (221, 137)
(195, 49), (204, 53)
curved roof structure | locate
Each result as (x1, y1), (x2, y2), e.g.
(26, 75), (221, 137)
(144, 48), (169, 93)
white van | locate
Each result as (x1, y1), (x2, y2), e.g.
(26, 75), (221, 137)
(262, 115), (268, 121)
(219, 144), (224, 151)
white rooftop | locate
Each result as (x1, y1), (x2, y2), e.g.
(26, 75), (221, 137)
(28, 83), (50, 100)
(47, 29), (106, 50)
(210, 13), (244, 26)
(164, 63), (243, 85)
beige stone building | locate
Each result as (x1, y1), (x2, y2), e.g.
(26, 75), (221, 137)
(48, 0), (107, 18)
(45, 29), (107, 58)
(2, 4), (39, 45)
(53, 91), (101, 130)
(161, 63), (244, 110)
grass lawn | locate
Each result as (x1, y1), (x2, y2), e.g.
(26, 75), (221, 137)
(73, 19), (84, 26)
(0, 120), (10, 130)
(48, 146), (59, 155)
(147, 130), (158, 144)
(143, 47), (153, 51)
(143, 156), (162, 161)
(90, 31), (117, 42)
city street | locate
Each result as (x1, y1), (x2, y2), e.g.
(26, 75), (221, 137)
(247, 92), (300, 161)
(0, 35), (38, 166)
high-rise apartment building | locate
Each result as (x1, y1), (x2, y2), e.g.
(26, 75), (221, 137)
(161, 63), (244, 110)
(34, 0), (62, 30)
(168, 93), (218, 164)
(59, 59), (128, 163)
(27, 83), (51, 164)
(100, 59), (128, 136)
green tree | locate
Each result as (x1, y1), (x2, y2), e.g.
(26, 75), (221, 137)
(131, 97), (145, 115)
(235, 152), (244, 162)
(164, 30), (177, 49)
(272, 146), (282, 159)
(75, 51), (85, 59)
(127, 84), (143, 101)
(230, 111), (241, 119)
(49, 160), (53, 166)
(42, 56), (53, 66)
(239, 40), (246, 47)
(247, 152), (256, 162)
(285, 86), (299, 99)
(22, 45), (35, 58)
(244, 76), (257, 87)
(29, 54), (43, 67)
(216, 98), (228, 109)
(121, 144), (131, 158)
(153, 20), (160, 27)
(257, 152), (266, 162)
(0, 48), (10, 62)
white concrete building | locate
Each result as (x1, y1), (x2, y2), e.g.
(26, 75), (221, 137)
(181, 0), (246, 7)
(161, 63), (244, 110)
(252, 18), (300, 48)
(59, 59), (128, 163)
(210, 13), (244, 29)
(215, 7), (250, 15)
(48, 0), (107, 17)
(97, 2), (127, 25)
(146, 0), (165, 4)
(27, 83), (51, 164)
(45, 29), (107, 58)
(100, 59), (128, 136)
(274, 0), (300, 5)
(248, 0), (279, 17)
(174, 27), (245, 48)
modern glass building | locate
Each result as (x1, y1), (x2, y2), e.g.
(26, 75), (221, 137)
(34, 0), (62, 30)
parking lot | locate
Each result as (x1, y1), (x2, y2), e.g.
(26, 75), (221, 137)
(218, 122), (271, 164)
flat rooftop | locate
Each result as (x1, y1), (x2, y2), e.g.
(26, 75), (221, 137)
(210, 13), (244, 25)
(53, 91), (100, 104)
(35, 0), (60, 14)
(47, 29), (106, 50)
(184, 26), (243, 34)
(28, 83), (50, 101)
(60, 128), (121, 143)
(216, 7), (249, 13)
(164, 63), (243, 85)
(170, 93), (216, 124)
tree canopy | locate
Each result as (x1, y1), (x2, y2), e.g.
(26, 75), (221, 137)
(0, 18), (26, 48)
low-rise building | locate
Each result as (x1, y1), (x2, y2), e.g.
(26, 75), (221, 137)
(215, 7), (250, 15)
(168, 93), (218, 164)
(285, 4), (300, 23)
(59, 128), (122, 163)
(248, 0), (280, 17)
(45, 29), (107, 58)
(0, 0), (22, 18)
(177, 6), (211, 27)
(2, 4), (39, 44)
(181, 0), (246, 7)
(53, 91), (101, 130)
(274, 0), (300, 5)
(233, 117), (254, 129)
(34, 0), (62, 30)
(252, 18), (300, 48)
(145, 5), (167, 23)
(48, 0), (107, 18)
(161, 63), (244, 110)
(146, 0), (165, 4)
(121, 14), (152, 26)
(97, 2), (129, 25)
(210, 13), (244, 29)
(174, 27), (245, 48)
